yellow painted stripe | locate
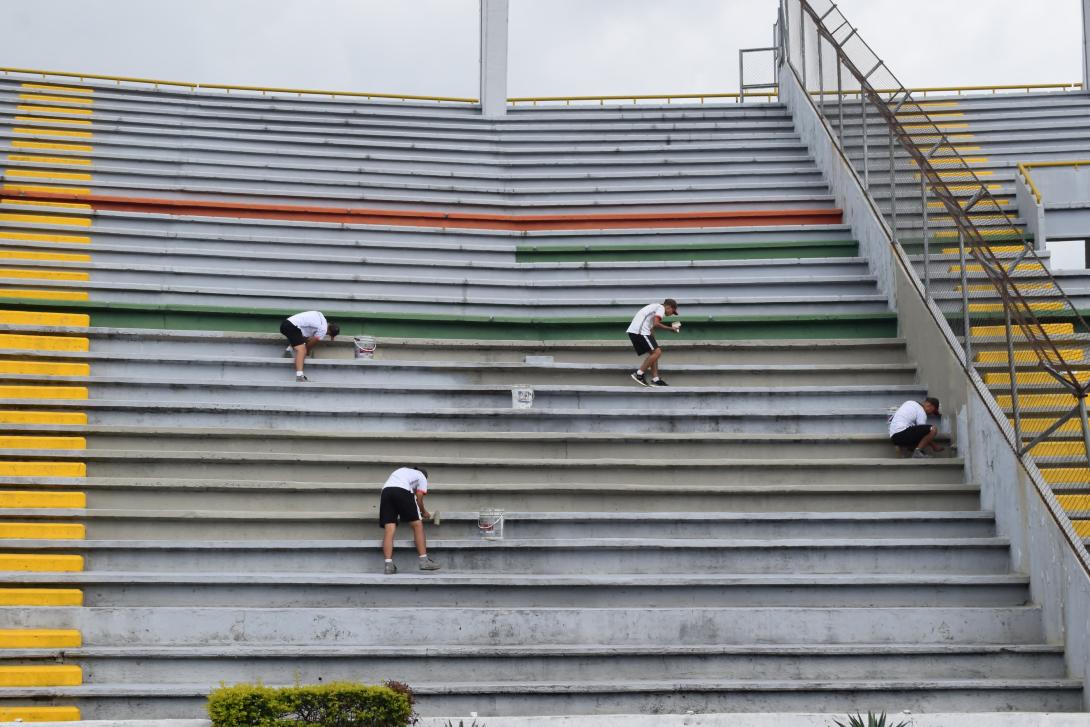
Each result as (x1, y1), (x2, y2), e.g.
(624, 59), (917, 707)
(16, 105), (93, 116)
(0, 213), (91, 228)
(14, 116), (92, 127)
(0, 362), (88, 377)
(2, 199), (92, 211)
(1059, 495), (1090, 510)
(5, 170), (91, 182)
(918, 171), (995, 180)
(1042, 468), (1090, 485)
(0, 629), (81, 648)
(904, 123), (970, 130)
(0, 411), (87, 425)
(942, 184), (1002, 192)
(997, 394), (1088, 408)
(0, 251), (91, 263)
(0, 435), (86, 449)
(0, 706), (81, 721)
(0, 589), (83, 607)
(924, 157), (989, 166)
(12, 140), (94, 153)
(13, 127), (93, 139)
(0, 462), (85, 477)
(1075, 520), (1090, 537)
(21, 83), (94, 95)
(0, 335), (89, 352)
(0, 269), (90, 282)
(1031, 441), (1090, 457)
(7, 155), (92, 167)
(5, 170), (92, 182)
(935, 228), (1019, 239)
(19, 94), (94, 106)
(976, 348), (1083, 364)
(0, 665), (82, 686)
(1020, 418), (1087, 435)
(0, 554), (84, 572)
(984, 372), (1090, 387)
(0, 231), (91, 244)
(1, 184), (93, 196)
(944, 245), (1022, 254)
(949, 263), (1040, 273)
(0, 310), (88, 326)
(0, 491), (86, 508)
(0, 290), (90, 302)
(972, 323), (1074, 337)
(0, 523), (85, 539)
(915, 102), (960, 108)
(0, 386), (89, 400)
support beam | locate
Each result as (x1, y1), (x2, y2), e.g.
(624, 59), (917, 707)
(479, 0), (509, 117)
(1085, 0), (1090, 91)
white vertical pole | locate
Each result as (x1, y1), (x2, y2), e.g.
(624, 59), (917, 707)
(479, 0), (509, 117)
(1083, 0), (1090, 91)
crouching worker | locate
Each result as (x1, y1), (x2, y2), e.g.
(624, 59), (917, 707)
(889, 396), (944, 458)
(280, 310), (339, 383)
(380, 465), (441, 574)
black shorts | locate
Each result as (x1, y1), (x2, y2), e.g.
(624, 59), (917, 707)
(890, 424), (934, 449)
(379, 487), (420, 527)
(280, 319), (307, 348)
(629, 332), (659, 356)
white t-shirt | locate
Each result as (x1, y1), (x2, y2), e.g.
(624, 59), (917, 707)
(288, 310), (328, 339)
(889, 400), (927, 437)
(627, 303), (665, 336)
(382, 467), (428, 494)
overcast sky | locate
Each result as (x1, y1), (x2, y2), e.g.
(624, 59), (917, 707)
(2, 0), (1084, 97)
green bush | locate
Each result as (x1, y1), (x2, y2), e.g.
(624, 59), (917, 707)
(207, 682), (414, 727)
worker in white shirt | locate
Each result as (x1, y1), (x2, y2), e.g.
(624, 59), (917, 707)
(626, 298), (680, 387)
(379, 466), (441, 575)
(279, 310), (340, 382)
(889, 397), (943, 458)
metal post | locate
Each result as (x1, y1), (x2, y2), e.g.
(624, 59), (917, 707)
(1004, 305), (1023, 444)
(479, 0), (510, 117)
(921, 176), (930, 296)
(1083, 0), (1090, 93)
(958, 231), (973, 366)
(739, 52), (745, 104)
(889, 132), (898, 238)
(1078, 395), (1090, 464)
(817, 32), (824, 115)
(836, 59), (844, 146)
(862, 93), (869, 189)
(800, 11), (807, 89)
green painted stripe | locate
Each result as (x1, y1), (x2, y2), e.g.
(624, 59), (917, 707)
(516, 239), (859, 263)
(0, 298), (898, 341)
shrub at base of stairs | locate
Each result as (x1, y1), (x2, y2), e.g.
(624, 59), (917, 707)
(207, 681), (415, 727)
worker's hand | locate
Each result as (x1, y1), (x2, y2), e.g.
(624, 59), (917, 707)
(421, 510), (431, 520)
(672, 322), (682, 333)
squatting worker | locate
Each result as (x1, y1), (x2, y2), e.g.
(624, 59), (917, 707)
(280, 310), (339, 382)
(889, 397), (944, 458)
(627, 298), (680, 387)
(379, 465), (441, 575)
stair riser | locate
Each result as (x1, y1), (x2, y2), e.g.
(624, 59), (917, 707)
(0, 607), (1046, 645)
(71, 651), (1065, 683)
(66, 545), (1012, 575)
(66, 582), (1028, 608)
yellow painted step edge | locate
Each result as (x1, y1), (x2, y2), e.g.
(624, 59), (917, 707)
(0, 462), (86, 477)
(0, 664), (82, 686)
(0, 335), (92, 352)
(0, 310), (88, 326)
(0, 629), (81, 648)
(0, 554), (84, 572)
(0, 589), (83, 606)
(0, 411), (88, 425)
(0, 491), (86, 508)
(0, 706), (81, 721)
(0, 523), (85, 539)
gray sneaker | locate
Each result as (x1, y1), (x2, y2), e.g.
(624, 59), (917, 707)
(418, 557), (441, 571)
(383, 561), (397, 575)
(911, 449), (931, 459)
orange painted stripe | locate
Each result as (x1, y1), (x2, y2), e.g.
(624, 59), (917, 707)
(0, 191), (844, 231)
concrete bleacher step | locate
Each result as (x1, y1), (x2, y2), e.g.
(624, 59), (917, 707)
(3, 478), (984, 513)
(2, 536), (1013, 575)
(0, 571), (1029, 608)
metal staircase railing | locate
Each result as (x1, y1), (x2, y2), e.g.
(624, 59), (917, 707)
(781, 0), (1090, 539)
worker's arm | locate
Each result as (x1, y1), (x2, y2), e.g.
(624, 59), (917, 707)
(651, 315), (678, 333)
(416, 491), (430, 520)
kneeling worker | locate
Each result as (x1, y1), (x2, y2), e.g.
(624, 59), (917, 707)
(889, 396), (944, 458)
(627, 298), (680, 387)
(380, 465), (441, 574)
(280, 310), (339, 382)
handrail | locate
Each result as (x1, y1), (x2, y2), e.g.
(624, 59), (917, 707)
(0, 65), (478, 103)
(507, 92), (776, 105)
(1019, 160), (1090, 205)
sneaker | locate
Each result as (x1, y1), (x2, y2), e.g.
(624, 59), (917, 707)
(630, 372), (649, 387)
(284, 346), (293, 357)
(383, 562), (397, 575)
(418, 557), (441, 571)
(296, 373), (308, 383)
(911, 449), (931, 459)
(651, 377), (669, 387)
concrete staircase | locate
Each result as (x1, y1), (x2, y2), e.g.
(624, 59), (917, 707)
(0, 75), (1085, 718)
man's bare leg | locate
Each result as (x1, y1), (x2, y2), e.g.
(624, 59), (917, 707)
(642, 348), (662, 379)
(382, 524), (397, 559)
(409, 520), (428, 556)
(916, 426), (941, 453)
(292, 344), (307, 374)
